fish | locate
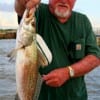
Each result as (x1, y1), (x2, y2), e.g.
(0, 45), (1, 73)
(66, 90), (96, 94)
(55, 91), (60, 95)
(8, 9), (52, 100)
(16, 9), (39, 100)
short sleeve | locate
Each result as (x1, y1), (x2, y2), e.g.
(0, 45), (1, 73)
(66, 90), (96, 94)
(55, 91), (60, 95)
(85, 16), (100, 58)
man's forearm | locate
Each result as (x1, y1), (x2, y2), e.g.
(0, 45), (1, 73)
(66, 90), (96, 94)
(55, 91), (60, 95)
(71, 55), (100, 77)
(15, 0), (26, 16)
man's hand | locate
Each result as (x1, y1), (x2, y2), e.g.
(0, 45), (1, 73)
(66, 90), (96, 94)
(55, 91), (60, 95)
(17, 0), (40, 9)
(15, 0), (40, 16)
(42, 67), (70, 87)
(26, 0), (40, 9)
(17, 0), (27, 6)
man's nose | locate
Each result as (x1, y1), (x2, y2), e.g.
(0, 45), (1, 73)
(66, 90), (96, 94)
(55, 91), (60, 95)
(61, 0), (68, 3)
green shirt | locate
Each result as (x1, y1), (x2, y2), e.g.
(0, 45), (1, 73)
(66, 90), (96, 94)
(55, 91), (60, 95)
(35, 3), (100, 100)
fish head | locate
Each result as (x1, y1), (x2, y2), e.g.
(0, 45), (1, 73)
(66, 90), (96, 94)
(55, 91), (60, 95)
(22, 18), (36, 33)
(17, 9), (37, 48)
(22, 9), (36, 34)
(23, 14), (36, 33)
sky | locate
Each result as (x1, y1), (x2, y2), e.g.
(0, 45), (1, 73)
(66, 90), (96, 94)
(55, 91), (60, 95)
(0, 0), (100, 29)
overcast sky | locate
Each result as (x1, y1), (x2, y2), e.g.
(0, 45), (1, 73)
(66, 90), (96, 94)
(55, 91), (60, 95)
(0, 0), (100, 28)
(0, 0), (100, 14)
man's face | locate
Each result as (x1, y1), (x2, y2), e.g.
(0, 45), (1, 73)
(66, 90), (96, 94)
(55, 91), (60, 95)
(49, 0), (76, 19)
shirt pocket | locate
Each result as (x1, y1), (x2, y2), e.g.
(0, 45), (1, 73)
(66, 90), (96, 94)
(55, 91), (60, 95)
(68, 38), (85, 61)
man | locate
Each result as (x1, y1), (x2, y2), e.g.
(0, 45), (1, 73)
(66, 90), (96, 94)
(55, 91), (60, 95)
(15, 0), (100, 100)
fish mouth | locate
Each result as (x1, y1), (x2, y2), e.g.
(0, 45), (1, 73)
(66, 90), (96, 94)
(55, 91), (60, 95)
(23, 9), (35, 24)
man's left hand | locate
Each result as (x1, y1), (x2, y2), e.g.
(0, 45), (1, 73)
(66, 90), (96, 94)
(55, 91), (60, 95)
(42, 67), (70, 87)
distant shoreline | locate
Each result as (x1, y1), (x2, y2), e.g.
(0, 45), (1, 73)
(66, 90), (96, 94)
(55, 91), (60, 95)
(0, 29), (100, 47)
(0, 29), (16, 39)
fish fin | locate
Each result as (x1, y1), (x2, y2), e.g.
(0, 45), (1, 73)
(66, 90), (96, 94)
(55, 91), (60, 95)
(37, 49), (48, 67)
(7, 49), (17, 61)
(36, 34), (52, 66)
(15, 93), (20, 100)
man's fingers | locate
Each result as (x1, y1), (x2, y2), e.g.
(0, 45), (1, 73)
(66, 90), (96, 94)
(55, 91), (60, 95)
(42, 73), (56, 81)
(26, 0), (40, 9)
(25, 0), (29, 2)
(26, 0), (35, 9)
(46, 78), (61, 87)
(46, 78), (57, 84)
(29, 8), (36, 15)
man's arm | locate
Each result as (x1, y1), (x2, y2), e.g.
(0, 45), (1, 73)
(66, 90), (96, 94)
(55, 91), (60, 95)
(43, 55), (100, 87)
(71, 55), (100, 77)
(15, 0), (26, 16)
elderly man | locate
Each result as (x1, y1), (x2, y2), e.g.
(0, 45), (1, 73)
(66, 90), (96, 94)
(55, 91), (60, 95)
(15, 0), (100, 100)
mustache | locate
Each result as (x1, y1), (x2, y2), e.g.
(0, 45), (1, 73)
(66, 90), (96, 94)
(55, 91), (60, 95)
(56, 3), (69, 7)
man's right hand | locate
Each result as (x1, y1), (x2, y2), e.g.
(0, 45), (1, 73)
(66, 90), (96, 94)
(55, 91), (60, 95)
(17, 0), (26, 7)
(17, 0), (40, 9)
(15, 0), (40, 16)
(26, 0), (40, 9)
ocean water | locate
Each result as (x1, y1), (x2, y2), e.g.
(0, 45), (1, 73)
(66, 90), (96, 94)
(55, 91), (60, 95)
(0, 39), (100, 100)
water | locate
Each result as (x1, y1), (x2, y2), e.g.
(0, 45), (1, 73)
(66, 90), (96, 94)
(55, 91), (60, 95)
(0, 39), (100, 100)
(0, 39), (16, 100)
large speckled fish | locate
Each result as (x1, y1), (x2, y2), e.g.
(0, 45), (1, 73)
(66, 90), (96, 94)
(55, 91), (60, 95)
(8, 9), (52, 100)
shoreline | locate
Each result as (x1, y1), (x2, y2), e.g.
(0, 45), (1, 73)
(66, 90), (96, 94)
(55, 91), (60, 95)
(0, 30), (100, 47)
(0, 30), (16, 39)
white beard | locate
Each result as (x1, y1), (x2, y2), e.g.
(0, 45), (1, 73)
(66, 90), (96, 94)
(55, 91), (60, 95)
(54, 7), (71, 18)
